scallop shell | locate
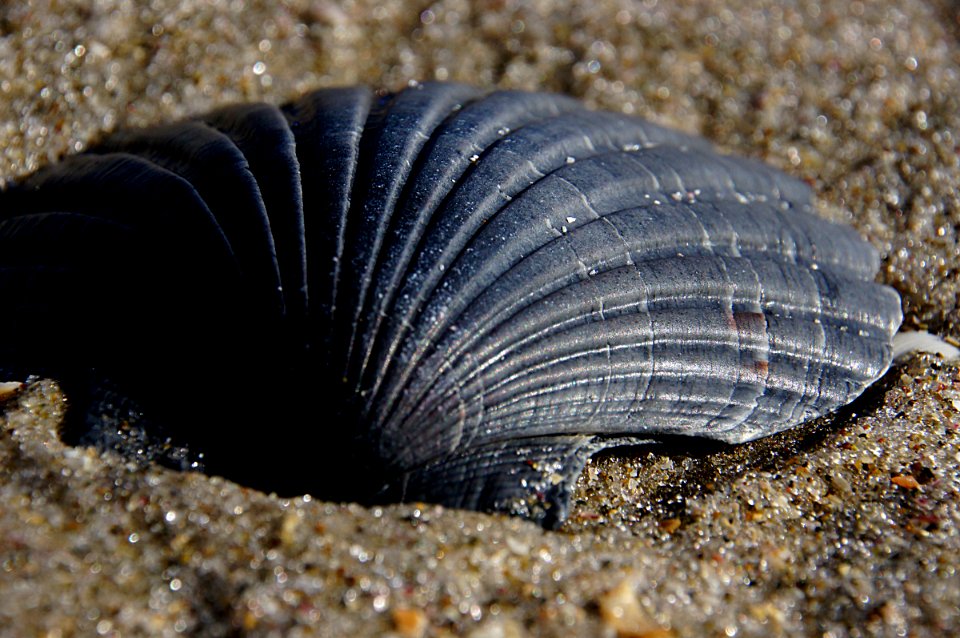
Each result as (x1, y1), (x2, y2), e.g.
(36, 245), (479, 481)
(0, 82), (902, 526)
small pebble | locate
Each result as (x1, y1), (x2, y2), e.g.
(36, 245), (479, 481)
(0, 381), (23, 402)
(891, 475), (921, 490)
(597, 578), (670, 638)
(391, 607), (428, 638)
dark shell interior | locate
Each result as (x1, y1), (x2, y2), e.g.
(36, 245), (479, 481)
(0, 82), (902, 526)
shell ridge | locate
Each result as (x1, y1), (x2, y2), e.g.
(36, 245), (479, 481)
(397, 218), (636, 407)
(701, 197), (801, 274)
(679, 200), (771, 433)
(409, 276), (650, 432)
(693, 250), (750, 432)
(364, 115), (719, 417)
(93, 119), (286, 318)
(748, 195), (874, 278)
(335, 82), (481, 388)
(359, 119), (608, 411)
(752, 334), (885, 436)
(609, 267), (656, 423)
(791, 262), (840, 425)
(760, 298), (824, 430)
(282, 85), (372, 363)
(710, 256), (771, 431)
(714, 151), (814, 205)
(357, 89), (584, 346)
(200, 103), (309, 347)
(4, 152), (243, 290)
(391, 202), (754, 412)
(361, 94), (608, 444)
(586, 219), (646, 426)
(373, 151), (667, 424)
(347, 86), (505, 391)
(719, 255), (896, 434)
(368, 160), (608, 416)
(803, 268), (890, 417)
(472, 324), (832, 442)
(406, 141), (856, 376)
(701, 197), (880, 280)
(388, 433), (604, 527)
(353, 93), (580, 382)
(468, 311), (755, 423)
(457, 348), (487, 456)
(377, 145), (812, 425)
(402, 247), (885, 444)
(401, 254), (894, 448)
(401, 271), (757, 451)
(330, 84), (412, 375)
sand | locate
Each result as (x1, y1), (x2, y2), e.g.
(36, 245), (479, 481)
(1, 0), (959, 635)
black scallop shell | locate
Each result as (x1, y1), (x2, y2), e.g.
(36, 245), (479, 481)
(0, 82), (902, 526)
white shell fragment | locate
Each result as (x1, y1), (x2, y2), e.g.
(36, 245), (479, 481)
(893, 330), (960, 361)
(0, 82), (902, 526)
